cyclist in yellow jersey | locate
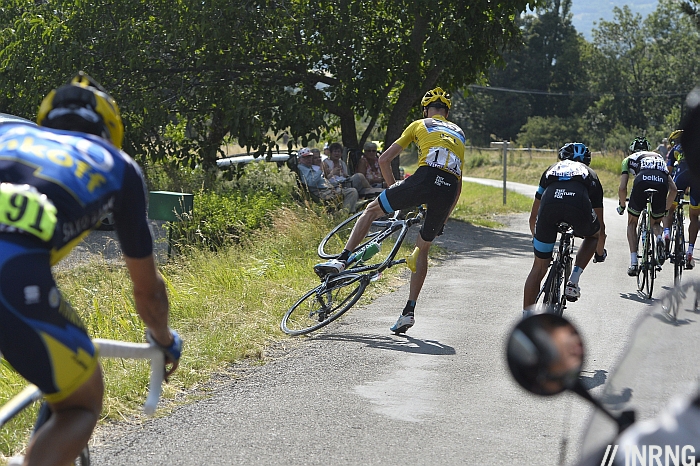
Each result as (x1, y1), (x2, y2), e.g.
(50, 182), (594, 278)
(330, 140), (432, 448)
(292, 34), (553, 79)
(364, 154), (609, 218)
(315, 87), (465, 333)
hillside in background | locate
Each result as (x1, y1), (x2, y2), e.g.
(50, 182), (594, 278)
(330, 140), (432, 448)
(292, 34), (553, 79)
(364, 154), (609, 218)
(571, 0), (657, 39)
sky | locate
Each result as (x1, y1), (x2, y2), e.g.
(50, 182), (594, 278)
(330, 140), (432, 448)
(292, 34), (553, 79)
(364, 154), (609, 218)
(570, 0), (658, 40)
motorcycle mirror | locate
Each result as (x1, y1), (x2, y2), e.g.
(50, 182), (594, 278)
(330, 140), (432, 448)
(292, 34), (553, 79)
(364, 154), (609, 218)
(507, 310), (636, 433)
(506, 312), (584, 396)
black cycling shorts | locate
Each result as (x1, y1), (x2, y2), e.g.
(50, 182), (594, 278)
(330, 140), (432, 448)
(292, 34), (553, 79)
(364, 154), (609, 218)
(628, 170), (668, 218)
(0, 235), (98, 403)
(533, 182), (600, 259)
(377, 166), (459, 242)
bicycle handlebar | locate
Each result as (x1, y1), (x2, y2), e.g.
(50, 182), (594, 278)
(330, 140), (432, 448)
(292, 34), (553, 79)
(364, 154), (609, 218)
(93, 339), (165, 415)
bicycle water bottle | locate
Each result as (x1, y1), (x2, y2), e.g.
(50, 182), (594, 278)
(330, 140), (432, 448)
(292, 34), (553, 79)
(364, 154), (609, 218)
(360, 242), (381, 261)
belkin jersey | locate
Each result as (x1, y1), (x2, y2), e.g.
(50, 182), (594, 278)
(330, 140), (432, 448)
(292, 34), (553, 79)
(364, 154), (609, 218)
(0, 122), (152, 264)
(622, 151), (668, 177)
(535, 159), (604, 208)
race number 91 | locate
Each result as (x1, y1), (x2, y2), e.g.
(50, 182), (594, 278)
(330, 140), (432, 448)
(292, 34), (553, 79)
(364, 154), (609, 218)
(0, 183), (57, 242)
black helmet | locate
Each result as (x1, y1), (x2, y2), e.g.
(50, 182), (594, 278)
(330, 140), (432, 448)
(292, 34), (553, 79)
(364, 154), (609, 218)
(558, 142), (591, 166)
(629, 137), (650, 153)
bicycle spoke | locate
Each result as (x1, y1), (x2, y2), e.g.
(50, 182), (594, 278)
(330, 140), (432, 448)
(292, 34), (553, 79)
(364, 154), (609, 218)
(281, 274), (367, 335)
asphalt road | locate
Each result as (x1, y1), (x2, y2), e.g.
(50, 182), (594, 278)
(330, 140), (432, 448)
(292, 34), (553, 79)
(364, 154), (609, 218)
(89, 180), (683, 465)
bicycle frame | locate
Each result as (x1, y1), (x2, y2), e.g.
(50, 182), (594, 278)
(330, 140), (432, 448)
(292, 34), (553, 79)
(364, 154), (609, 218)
(536, 223), (574, 316)
(327, 208), (425, 280)
(281, 206), (425, 336)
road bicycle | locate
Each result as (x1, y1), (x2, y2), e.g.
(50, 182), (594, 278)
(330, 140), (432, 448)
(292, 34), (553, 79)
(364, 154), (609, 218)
(281, 206), (425, 335)
(535, 222), (574, 317)
(0, 339), (166, 465)
(669, 194), (689, 286)
(636, 189), (661, 299)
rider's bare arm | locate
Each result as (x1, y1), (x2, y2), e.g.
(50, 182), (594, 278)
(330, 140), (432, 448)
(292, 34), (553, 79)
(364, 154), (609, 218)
(594, 207), (606, 256)
(528, 198), (540, 236)
(378, 143), (402, 187)
(618, 173), (629, 208)
(666, 175), (678, 211)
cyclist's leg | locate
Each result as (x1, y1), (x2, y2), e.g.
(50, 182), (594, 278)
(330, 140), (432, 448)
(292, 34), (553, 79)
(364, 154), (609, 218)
(343, 199), (385, 253)
(524, 203), (557, 309)
(408, 234), (431, 302)
(26, 366), (103, 466)
(688, 204), (700, 268)
(627, 183), (646, 272)
(0, 244), (102, 466)
(523, 256), (551, 309)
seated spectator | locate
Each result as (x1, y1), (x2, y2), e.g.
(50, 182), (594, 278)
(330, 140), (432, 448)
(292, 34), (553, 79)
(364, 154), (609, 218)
(311, 148), (323, 171)
(297, 147), (358, 212)
(356, 142), (385, 188)
(323, 142), (376, 195)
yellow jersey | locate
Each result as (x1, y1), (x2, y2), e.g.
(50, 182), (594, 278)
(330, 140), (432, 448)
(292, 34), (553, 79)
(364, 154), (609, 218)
(394, 115), (466, 178)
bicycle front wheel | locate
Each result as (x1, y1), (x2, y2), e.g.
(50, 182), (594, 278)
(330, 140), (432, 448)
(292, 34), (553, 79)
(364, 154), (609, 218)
(318, 212), (390, 259)
(281, 274), (368, 335)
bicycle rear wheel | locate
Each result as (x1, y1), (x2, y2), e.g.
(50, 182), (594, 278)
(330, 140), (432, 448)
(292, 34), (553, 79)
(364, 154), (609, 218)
(673, 214), (685, 286)
(318, 212), (390, 259)
(281, 274), (368, 335)
(538, 263), (562, 315)
(636, 212), (649, 297)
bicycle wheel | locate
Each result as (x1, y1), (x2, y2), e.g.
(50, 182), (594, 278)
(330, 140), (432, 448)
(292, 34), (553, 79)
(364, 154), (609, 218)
(538, 263), (562, 315)
(636, 212), (649, 296)
(673, 212), (686, 286)
(281, 273), (368, 335)
(318, 211), (389, 259)
(647, 223), (655, 299)
(558, 251), (573, 317)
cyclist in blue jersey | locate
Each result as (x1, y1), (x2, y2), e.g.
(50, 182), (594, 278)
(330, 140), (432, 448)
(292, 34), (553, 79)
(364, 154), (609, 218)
(0, 72), (182, 465)
(523, 143), (607, 316)
(662, 130), (700, 269)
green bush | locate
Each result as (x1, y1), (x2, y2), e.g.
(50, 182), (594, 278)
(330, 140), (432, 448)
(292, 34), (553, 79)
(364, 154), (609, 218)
(169, 189), (283, 250)
(144, 160), (299, 250)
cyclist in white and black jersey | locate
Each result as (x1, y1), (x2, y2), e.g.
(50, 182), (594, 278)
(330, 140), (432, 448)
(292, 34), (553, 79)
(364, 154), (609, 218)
(617, 138), (677, 276)
(523, 143), (607, 316)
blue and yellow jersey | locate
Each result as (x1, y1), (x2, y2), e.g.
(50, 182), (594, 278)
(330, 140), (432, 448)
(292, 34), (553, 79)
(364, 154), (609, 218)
(0, 122), (152, 264)
(394, 115), (466, 178)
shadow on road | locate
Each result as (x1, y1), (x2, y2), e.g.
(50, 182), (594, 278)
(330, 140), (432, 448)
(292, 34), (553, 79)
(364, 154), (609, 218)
(579, 369), (607, 390)
(435, 219), (533, 260)
(618, 292), (652, 304)
(313, 333), (456, 355)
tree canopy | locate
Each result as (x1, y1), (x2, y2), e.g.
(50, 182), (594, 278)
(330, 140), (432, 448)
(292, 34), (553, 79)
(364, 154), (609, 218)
(0, 0), (539, 169)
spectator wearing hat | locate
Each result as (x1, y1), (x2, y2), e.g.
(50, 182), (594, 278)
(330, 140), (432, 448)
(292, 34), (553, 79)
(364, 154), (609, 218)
(356, 142), (385, 188)
(297, 147), (358, 212)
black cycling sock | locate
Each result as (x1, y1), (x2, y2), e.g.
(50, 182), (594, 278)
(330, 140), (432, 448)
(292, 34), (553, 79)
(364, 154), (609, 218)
(402, 300), (416, 316)
(338, 249), (351, 262)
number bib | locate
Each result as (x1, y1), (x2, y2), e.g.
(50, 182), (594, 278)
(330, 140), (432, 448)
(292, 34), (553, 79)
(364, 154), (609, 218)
(425, 146), (462, 177)
(0, 183), (57, 242)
